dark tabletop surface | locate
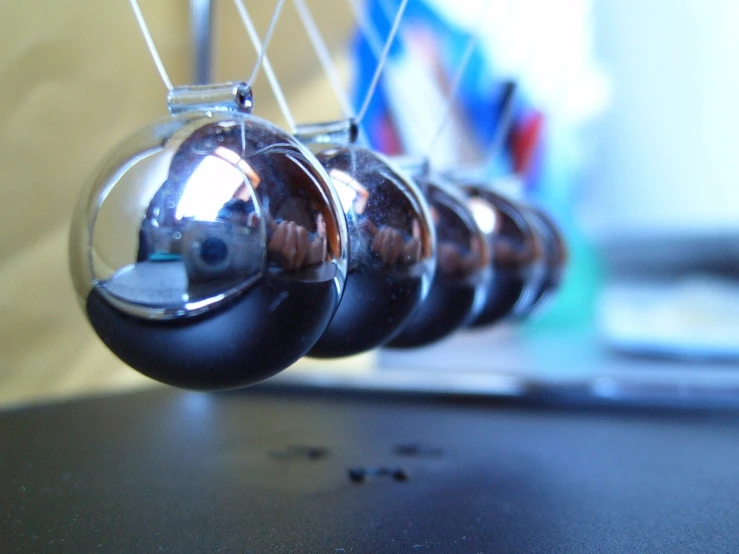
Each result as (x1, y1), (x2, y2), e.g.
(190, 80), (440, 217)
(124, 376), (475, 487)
(1, 385), (738, 553)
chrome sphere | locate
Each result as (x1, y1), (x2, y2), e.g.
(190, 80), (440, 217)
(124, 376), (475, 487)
(513, 206), (567, 317)
(462, 186), (546, 328)
(70, 111), (348, 389)
(387, 173), (490, 348)
(304, 144), (436, 358)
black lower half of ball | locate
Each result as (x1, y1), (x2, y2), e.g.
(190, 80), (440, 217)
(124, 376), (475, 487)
(467, 270), (524, 328)
(307, 268), (424, 358)
(385, 279), (479, 348)
(86, 275), (339, 390)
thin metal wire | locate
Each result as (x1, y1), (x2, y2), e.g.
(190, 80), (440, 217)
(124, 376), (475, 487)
(354, 0), (408, 124)
(425, 2), (491, 155)
(245, 0), (287, 87)
(129, 0), (174, 91)
(345, 0), (417, 148)
(291, 0), (355, 118)
(346, 0), (384, 58)
(376, 0), (396, 24)
(355, 0), (492, 159)
(486, 81), (517, 161)
(130, 0), (282, 92)
(348, 0), (440, 151)
(233, 0), (296, 130)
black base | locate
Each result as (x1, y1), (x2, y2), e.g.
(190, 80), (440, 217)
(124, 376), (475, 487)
(2, 387), (738, 552)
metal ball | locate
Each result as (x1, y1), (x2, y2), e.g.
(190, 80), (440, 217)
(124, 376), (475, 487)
(512, 206), (567, 317)
(387, 173), (491, 348)
(462, 186), (546, 328)
(69, 111), (348, 389)
(304, 144), (436, 358)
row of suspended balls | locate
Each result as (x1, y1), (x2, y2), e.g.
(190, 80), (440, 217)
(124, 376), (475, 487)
(69, 82), (565, 391)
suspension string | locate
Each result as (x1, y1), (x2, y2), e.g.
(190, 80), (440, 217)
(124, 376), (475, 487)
(366, 0), (492, 160)
(291, 0), (355, 118)
(345, 0), (384, 60)
(375, 0), (396, 25)
(348, 0), (446, 151)
(486, 80), (517, 160)
(354, 0), (408, 125)
(233, 0), (296, 130)
(129, 0), (174, 91)
(131, 0), (286, 101)
(346, 0), (420, 147)
(245, 0), (287, 87)
(425, 2), (491, 155)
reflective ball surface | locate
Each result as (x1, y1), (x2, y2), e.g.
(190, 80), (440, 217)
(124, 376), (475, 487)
(304, 144), (436, 358)
(387, 174), (490, 348)
(70, 111), (347, 389)
(462, 186), (546, 328)
(513, 206), (567, 317)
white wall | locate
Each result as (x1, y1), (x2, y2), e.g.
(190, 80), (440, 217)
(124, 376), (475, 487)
(580, 1), (739, 236)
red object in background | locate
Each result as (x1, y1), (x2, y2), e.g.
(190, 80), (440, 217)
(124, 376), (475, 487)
(511, 111), (544, 177)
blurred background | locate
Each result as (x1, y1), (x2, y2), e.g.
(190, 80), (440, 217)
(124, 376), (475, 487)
(2, 0), (739, 408)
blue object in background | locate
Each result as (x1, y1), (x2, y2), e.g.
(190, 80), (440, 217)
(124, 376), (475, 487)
(350, 0), (608, 330)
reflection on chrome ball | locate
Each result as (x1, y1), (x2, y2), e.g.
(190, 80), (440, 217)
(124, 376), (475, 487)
(462, 186), (546, 328)
(387, 173), (490, 348)
(513, 206), (567, 318)
(70, 111), (347, 389)
(303, 144), (436, 358)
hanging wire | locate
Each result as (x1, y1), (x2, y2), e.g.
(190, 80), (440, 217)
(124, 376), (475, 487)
(291, 0), (407, 125)
(425, 1), (492, 155)
(486, 80), (518, 161)
(352, 0), (493, 159)
(347, 0), (423, 149)
(345, 0), (384, 59)
(129, 0), (174, 91)
(348, 0), (426, 127)
(354, 0), (409, 124)
(131, 0), (286, 99)
(245, 0), (287, 87)
(291, 0), (355, 118)
(233, 0), (296, 130)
